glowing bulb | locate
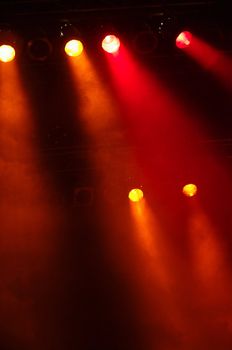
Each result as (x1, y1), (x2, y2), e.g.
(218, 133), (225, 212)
(129, 188), (144, 202)
(64, 39), (84, 57)
(182, 183), (197, 197)
(0, 44), (15, 62)
(102, 35), (120, 54)
(176, 31), (192, 49)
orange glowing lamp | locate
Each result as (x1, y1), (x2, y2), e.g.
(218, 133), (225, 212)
(102, 35), (120, 54)
(129, 188), (144, 202)
(182, 183), (197, 197)
(0, 44), (16, 62)
(176, 31), (192, 49)
(64, 39), (84, 57)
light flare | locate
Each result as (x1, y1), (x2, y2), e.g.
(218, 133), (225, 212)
(102, 34), (120, 54)
(64, 39), (84, 57)
(182, 183), (197, 197)
(0, 44), (15, 62)
(128, 188), (144, 202)
(176, 31), (192, 49)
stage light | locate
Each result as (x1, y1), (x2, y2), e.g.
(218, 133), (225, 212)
(182, 183), (197, 197)
(102, 34), (120, 54)
(26, 37), (53, 61)
(0, 44), (15, 62)
(129, 188), (144, 202)
(60, 22), (84, 57)
(176, 31), (192, 49)
(133, 29), (159, 55)
(0, 27), (18, 62)
(132, 19), (160, 55)
(64, 39), (84, 57)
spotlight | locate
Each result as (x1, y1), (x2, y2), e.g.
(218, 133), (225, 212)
(102, 34), (120, 54)
(182, 183), (197, 197)
(176, 31), (192, 49)
(0, 44), (15, 62)
(60, 22), (84, 57)
(133, 29), (159, 55)
(0, 27), (18, 62)
(128, 188), (144, 202)
(26, 37), (53, 61)
(64, 39), (84, 57)
(132, 19), (161, 55)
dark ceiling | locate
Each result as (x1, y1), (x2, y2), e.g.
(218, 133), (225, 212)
(0, 0), (226, 16)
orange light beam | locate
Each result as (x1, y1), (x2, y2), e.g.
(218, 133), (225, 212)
(186, 201), (232, 345)
(0, 60), (62, 349)
(129, 198), (195, 346)
(66, 52), (121, 137)
(65, 51), (139, 193)
(188, 204), (232, 305)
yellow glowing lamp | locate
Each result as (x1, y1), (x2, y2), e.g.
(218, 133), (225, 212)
(64, 39), (84, 57)
(128, 188), (144, 202)
(182, 183), (197, 197)
(0, 44), (15, 62)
